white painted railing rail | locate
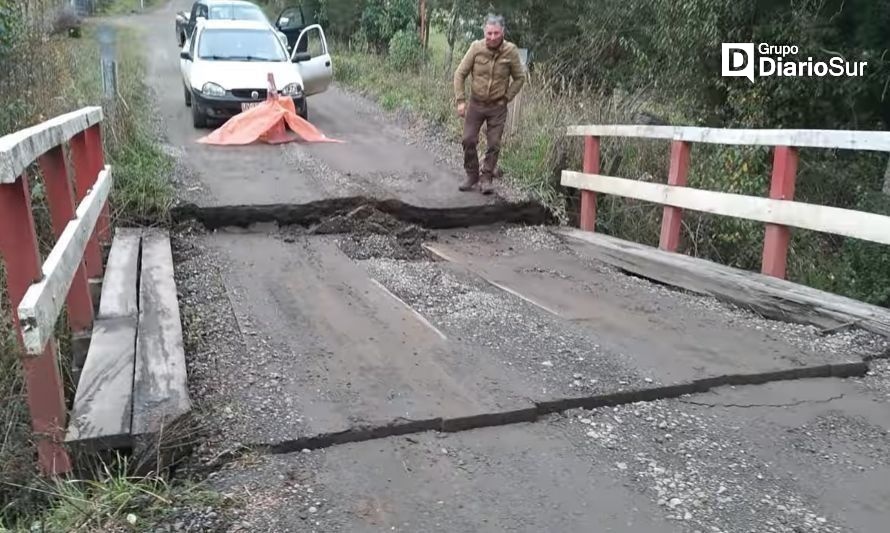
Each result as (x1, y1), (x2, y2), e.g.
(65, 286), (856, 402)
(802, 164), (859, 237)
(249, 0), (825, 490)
(562, 170), (890, 246)
(566, 124), (890, 152)
(562, 124), (890, 280)
(0, 107), (103, 184)
(18, 166), (113, 354)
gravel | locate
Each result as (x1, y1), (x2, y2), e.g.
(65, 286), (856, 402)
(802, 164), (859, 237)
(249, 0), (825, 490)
(549, 357), (890, 533)
(280, 138), (371, 199)
(440, 225), (890, 363)
(362, 255), (645, 398)
(144, 503), (234, 533)
(172, 225), (309, 458)
(856, 358), (890, 399)
(560, 251), (890, 361)
(555, 400), (849, 533)
(205, 450), (344, 533)
(783, 410), (890, 471)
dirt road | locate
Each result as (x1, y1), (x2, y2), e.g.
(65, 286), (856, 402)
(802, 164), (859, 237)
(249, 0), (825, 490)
(135, 0), (499, 209)
(117, 3), (890, 532)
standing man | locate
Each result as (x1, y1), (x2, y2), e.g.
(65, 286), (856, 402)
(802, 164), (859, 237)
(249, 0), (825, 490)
(453, 14), (526, 194)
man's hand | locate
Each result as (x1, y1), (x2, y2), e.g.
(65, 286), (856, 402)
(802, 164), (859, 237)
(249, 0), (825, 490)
(457, 102), (466, 117)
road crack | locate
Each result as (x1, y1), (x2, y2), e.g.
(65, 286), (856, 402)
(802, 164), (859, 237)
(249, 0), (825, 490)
(679, 393), (845, 409)
(228, 362), (867, 462)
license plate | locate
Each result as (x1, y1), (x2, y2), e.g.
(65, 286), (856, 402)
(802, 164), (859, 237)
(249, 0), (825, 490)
(241, 101), (261, 111)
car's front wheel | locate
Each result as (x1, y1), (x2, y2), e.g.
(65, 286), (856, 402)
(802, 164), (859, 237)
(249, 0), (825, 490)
(184, 86), (191, 107)
(298, 99), (308, 120)
(191, 101), (207, 128)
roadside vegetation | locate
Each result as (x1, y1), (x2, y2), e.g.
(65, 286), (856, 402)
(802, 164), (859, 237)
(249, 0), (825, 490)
(1, 1), (184, 529)
(286, 0), (890, 309)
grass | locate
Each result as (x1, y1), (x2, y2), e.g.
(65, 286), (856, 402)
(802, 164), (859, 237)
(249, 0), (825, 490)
(1, 5), (177, 528)
(96, 0), (159, 16)
(102, 24), (176, 225)
(1, 454), (228, 532)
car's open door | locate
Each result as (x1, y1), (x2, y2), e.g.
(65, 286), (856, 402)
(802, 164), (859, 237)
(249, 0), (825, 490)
(290, 24), (332, 96)
(274, 6), (307, 53)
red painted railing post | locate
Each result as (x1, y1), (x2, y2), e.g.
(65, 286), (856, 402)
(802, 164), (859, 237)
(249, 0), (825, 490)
(0, 176), (72, 476)
(659, 140), (691, 252)
(70, 131), (104, 279)
(762, 146), (799, 278)
(38, 147), (94, 334)
(85, 124), (111, 243)
(580, 136), (600, 231)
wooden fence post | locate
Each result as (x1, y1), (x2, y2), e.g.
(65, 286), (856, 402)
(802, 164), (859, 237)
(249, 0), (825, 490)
(659, 140), (691, 251)
(580, 136), (600, 231)
(70, 130), (104, 278)
(86, 124), (112, 244)
(761, 146), (798, 278)
(0, 176), (72, 475)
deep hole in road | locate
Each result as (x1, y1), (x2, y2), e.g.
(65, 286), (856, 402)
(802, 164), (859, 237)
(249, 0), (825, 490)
(171, 197), (555, 232)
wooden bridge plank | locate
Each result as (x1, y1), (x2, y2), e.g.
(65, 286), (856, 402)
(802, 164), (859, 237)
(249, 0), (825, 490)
(558, 228), (890, 337)
(132, 229), (191, 436)
(98, 228), (142, 318)
(65, 315), (137, 450)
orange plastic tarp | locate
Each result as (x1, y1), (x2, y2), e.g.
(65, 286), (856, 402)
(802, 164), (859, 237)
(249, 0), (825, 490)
(197, 94), (342, 146)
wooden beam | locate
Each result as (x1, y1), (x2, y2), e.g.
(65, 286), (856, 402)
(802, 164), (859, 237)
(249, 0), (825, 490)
(0, 174), (72, 474)
(132, 230), (191, 436)
(557, 228), (890, 337)
(70, 131), (104, 278)
(659, 140), (691, 252)
(98, 228), (142, 318)
(17, 166), (113, 355)
(66, 315), (137, 451)
(561, 171), (890, 246)
(762, 146), (799, 278)
(580, 136), (600, 231)
(0, 107), (104, 184)
(565, 124), (890, 152)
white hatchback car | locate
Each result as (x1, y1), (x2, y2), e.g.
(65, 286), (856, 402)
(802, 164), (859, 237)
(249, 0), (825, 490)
(180, 18), (332, 127)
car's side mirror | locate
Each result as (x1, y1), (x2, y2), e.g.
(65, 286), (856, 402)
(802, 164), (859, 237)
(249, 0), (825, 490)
(293, 52), (311, 63)
(180, 50), (192, 60)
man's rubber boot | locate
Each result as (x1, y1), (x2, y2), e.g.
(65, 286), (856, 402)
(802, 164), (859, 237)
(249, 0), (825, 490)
(480, 176), (494, 195)
(459, 175), (479, 191)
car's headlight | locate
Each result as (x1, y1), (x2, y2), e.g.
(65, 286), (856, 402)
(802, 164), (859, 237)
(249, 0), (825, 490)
(201, 82), (225, 97)
(282, 83), (303, 97)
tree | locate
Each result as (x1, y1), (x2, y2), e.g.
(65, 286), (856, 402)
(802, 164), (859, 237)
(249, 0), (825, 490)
(431, 0), (481, 75)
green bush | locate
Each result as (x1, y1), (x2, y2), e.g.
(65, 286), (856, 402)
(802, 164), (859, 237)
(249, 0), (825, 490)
(387, 28), (424, 70)
(0, 0), (22, 56)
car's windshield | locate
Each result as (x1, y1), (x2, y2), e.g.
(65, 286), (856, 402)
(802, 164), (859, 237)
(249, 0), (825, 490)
(208, 4), (268, 23)
(198, 28), (286, 61)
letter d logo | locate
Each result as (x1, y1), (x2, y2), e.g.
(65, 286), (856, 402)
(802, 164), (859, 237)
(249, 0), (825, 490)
(721, 43), (755, 83)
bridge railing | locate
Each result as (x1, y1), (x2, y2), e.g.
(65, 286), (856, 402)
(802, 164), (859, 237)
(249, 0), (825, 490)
(0, 107), (112, 475)
(561, 125), (890, 279)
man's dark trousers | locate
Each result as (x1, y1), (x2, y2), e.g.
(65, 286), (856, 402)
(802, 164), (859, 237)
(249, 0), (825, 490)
(461, 98), (508, 193)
